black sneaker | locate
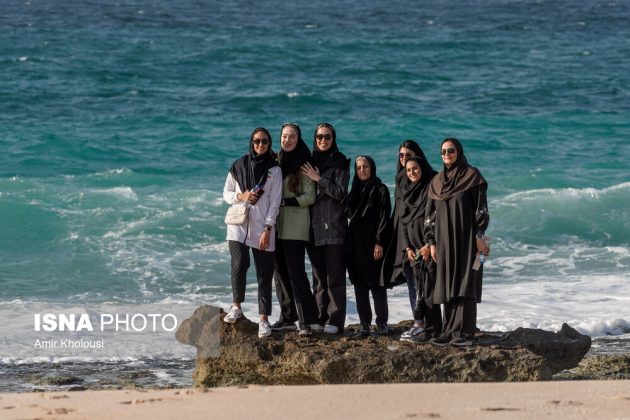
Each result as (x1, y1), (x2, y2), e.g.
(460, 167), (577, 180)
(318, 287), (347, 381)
(429, 333), (452, 347)
(451, 336), (474, 347)
(358, 323), (371, 337)
(271, 320), (297, 331)
(298, 324), (312, 336)
(377, 324), (389, 336)
(410, 332), (432, 343)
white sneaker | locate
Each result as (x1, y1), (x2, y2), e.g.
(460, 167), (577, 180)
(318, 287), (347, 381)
(323, 324), (339, 334)
(223, 306), (242, 324)
(258, 320), (272, 338)
(310, 324), (324, 332)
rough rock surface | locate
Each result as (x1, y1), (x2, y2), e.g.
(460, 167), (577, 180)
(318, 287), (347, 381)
(555, 353), (630, 380)
(176, 305), (591, 387)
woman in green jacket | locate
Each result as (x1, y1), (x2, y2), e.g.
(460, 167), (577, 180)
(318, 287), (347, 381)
(271, 123), (318, 336)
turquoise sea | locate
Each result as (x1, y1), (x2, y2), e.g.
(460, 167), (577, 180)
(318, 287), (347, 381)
(1, 0), (629, 390)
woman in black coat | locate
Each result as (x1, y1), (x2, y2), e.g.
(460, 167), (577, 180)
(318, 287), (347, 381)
(424, 138), (490, 347)
(301, 123), (350, 334)
(345, 156), (392, 336)
(398, 156), (442, 342)
(381, 140), (429, 316)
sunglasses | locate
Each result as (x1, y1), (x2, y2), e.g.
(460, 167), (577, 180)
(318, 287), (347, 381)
(399, 152), (413, 159)
(441, 147), (457, 156)
(252, 138), (270, 146)
(315, 133), (333, 141)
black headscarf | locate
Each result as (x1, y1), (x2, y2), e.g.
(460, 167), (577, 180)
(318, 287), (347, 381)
(400, 156), (437, 225)
(428, 138), (486, 201)
(229, 127), (278, 192)
(311, 123), (350, 172)
(277, 123), (312, 179)
(395, 139), (428, 202)
(346, 156), (383, 219)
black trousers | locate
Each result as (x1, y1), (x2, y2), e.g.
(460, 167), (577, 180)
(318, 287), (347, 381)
(274, 239), (318, 327)
(353, 283), (388, 326)
(442, 297), (477, 339)
(228, 240), (274, 315)
(307, 243), (347, 329)
(412, 266), (443, 337)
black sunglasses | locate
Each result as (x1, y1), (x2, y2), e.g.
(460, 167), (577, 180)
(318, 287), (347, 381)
(441, 147), (456, 156)
(253, 138), (270, 146)
(399, 152), (413, 159)
(315, 133), (333, 141)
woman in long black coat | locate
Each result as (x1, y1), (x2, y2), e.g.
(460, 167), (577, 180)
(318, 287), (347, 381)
(424, 138), (490, 347)
(399, 156), (442, 342)
(345, 156), (392, 336)
(381, 140), (429, 314)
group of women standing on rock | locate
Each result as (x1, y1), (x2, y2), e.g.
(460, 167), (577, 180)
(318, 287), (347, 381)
(223, 123), (490, 347)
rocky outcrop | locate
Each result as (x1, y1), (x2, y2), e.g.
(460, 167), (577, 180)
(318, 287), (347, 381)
(176, 305), (591, 387)
(555, 353), (630, 380)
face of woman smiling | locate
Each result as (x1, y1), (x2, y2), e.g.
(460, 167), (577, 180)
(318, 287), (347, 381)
(251, 130), (270, 155)
(406, 160), (422, 183)
(281, 126), (298, 151)
(315, 126), (334, 152)
(441, 140), (458, 168)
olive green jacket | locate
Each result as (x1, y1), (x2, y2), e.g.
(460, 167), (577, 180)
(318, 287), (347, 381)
(277, 173), (316, 241)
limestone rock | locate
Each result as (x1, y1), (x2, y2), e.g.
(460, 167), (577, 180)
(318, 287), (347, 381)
(176, 305), (591, 387)
(555, 353), (630, 380)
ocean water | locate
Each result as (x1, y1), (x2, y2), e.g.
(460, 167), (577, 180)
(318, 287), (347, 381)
(1, 0), (630, 390)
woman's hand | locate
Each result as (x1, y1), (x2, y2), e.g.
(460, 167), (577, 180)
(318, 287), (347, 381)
(374, 244), (384, 261)
(300, 162), (321, 182)
(259, 230), (270, 251)
(238, 190), (259, 205)
(476, 237), (490, 256)
(406, 248), (416, 263)
(420, 245), (431, 262)
(430, 245), (437, 263)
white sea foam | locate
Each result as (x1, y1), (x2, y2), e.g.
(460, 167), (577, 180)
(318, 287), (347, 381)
(91, 187), (138, 201)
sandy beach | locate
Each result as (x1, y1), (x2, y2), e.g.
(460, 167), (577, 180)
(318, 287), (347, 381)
(2, 381), (629, 420)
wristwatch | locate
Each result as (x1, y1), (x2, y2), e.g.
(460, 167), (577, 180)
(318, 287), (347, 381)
(264, 224), (272, 232)
(476, 232), (484, 239)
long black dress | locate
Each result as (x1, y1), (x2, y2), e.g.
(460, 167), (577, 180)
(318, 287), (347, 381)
(399, 156), (442, 337)
(381, 141), (428, 300)
(424, 141), (489, 340)
(345, 156), (392, 326)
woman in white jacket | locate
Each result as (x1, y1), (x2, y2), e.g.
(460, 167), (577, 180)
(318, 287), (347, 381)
(222, 127), (283, 338)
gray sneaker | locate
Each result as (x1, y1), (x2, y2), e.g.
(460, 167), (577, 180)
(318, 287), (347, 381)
(400, 324), (425, 341)
(298, 325), (312, 336)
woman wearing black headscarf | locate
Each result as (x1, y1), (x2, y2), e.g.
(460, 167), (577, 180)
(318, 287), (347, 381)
(381, 140), (428, 317)
(398, 156), (442, 342)
(301, 123), (350, 334)
(424, 138), (490, 347)
(222, 127), (283, 338)
(272, 123), (318, 336)
(345, 156), (392, 336)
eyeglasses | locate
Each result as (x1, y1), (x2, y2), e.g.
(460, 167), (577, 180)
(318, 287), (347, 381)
(441, 147), (456, 156)
(399, 152), (412, 159)
(253, 138), (270, 146)
(315, 134), (333, 141)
